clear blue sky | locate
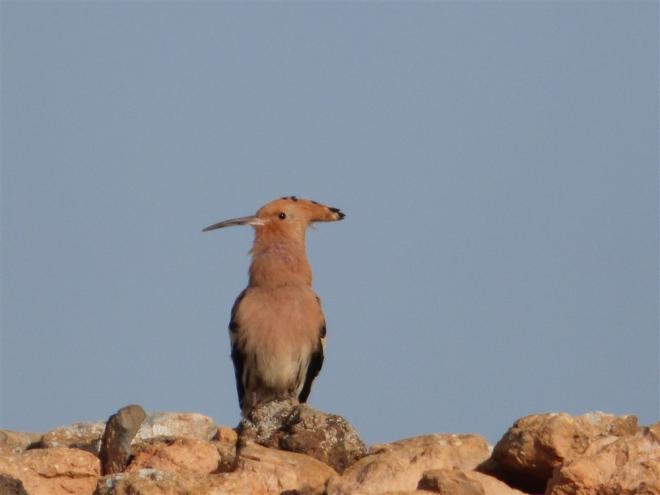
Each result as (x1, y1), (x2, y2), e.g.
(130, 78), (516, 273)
(1, 2), (658, 445)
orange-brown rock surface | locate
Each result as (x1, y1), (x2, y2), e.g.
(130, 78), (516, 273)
(95, 469), (269, 495)
(1, 409), (656, 495)
(545, 422), (660, 495)
(419, 469), (529, 495)
(95, 441), (338, 495)
(234, 441), (338, 494)
(41, 421), (106, 454)
(0, 430), (41, 456)
(0, 447), (100, 495)
(127, 437), (221, 475)
(483, 411), (639, 492)
(327, 433), (491, 494)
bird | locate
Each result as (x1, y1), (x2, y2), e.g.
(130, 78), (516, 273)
(203, 196), (345, 415)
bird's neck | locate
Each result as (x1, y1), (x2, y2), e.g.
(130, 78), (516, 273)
(249, 234), (312, 288)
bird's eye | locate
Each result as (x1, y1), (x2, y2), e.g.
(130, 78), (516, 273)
(278, 212), (286, 220)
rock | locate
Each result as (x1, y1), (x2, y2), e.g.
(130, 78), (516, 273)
(127, 437), (221, 475)
(484, 412), (639, 492)
(0, 447), (100, 495)
(41, 421), (105, 454)
(268, 404), (367, 473)
(234, 441), (338, 494)
(0, 431), (41, 455)
(238, 398), (299, 441)
(418, 469), (484, 495)
(215, 426), (238, 444)
(95, 469), (268, 495)
(96, 442), (337, 495)
(380, 492), (436, 495)
(213, 440), (238, 473)
(327, 433), (490, 495)
(466, 471), (531, 495)
(418, 469), (529, 495)
(135, 412), (217, 442)
(99, 404), (146, 475)
(211, 425), (239, 471)
(545, 423), (660, 495)
(0, 474), (28, 495)
(239, 399), (367, 473)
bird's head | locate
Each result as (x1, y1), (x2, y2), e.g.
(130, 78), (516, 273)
(203, 196), (345, 238)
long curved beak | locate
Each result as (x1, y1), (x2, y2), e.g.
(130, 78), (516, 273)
(202, 215), (265, 232)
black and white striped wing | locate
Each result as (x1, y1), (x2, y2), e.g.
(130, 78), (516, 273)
(229, 289), (247, 410)
(298, 323), (325, 403)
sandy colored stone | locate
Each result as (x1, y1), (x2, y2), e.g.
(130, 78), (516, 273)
(0, 447), (100, 495)
(419, 469), (529, 495)
(98, 442), (337, 495)
(0, 431), (41, 455)
(419, 469), (485, 495)
(207, 425), (238, 472)
(234, 440), (338, 494)
(212, 439), (237, 473)
(485, 412), (639, 492)
(38, 411), (217, 459)
(95, 469), (269, 495)
(327, 433), (490, 495)
(546, 423), (660, 495)
(127, 437), (221, 475)
(469, 471), (531, 495)
(41, 421), (106, 454)
(216, 426), (238, 444)
(240, 400), (367, 473)
(135, 412), (217, 442)
(381, 492), (436, 495)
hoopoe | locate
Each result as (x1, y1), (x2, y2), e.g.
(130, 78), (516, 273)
(203, 196), (345, 415)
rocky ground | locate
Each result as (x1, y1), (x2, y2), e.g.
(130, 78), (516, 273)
(0, 403), (657, 495)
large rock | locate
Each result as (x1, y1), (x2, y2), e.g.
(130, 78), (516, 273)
(545, 423), (660, 495)
(379, 492), (437, 495)
(0, 431), (41, 455)
(135, 412), (217, 442)
(240, 399), (367, 472)
(41, 421), (106, 454)
(418, 469), (529, 495)
(37, 411), (217, 457)
(96, 442), (337, 495)
(484, 412), (639, 492)
(95, 469), (268, 495)
(327, 433), (491, 495)
(238, 398), (298, 441)
(0, 447), (100, 495)
(234, 441), (338, 494)
(213, 426), (239, 472)
(127, 437), (221, 475)
(215, 426), (238, 444)
(418, 469), (484, 495)
(100, 405), (146, 475)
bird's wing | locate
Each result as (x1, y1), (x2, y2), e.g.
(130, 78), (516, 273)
(229, 289), (248, 410)
(298, 322), (325, 403)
